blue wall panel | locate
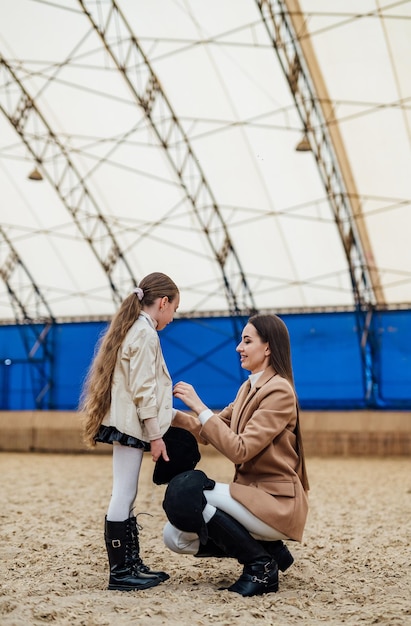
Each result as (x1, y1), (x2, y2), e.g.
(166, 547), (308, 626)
(161, 317), (249, 410)
(378, 310), (411, 404)
(0, 310), (410, 410)
(53, 322), (108, 410)
(0, 325), (38, 409)
(283, 312), (364, 408)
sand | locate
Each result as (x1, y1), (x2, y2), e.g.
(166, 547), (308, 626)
(1, 451), (410, 626)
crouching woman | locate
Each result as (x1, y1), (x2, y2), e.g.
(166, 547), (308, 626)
(162, 314), (309, 597)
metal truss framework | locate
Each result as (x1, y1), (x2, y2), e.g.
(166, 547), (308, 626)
(0, 55), (140, 407)
(78, 0), (256, 319)
(0, 0), (257, 403)
(0, 57), (137, 307)
(256, 0), (384, 405)
(0, 2), (394, 407)
(0, 224), (55, 408)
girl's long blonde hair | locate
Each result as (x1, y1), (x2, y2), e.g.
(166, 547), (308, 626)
(80, 272), (179, 447)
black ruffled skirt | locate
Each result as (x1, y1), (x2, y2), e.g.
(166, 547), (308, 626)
(94, 425), (150, 451)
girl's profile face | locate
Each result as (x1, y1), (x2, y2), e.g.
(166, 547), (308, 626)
(236, 322), (270, 374)
(156, 294), (180, 331)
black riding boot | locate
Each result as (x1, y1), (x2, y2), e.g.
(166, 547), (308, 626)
(194, 539), (294, 572)
(259, 540), (294, 572)
(105, 518), (163, 591)
(194, 537), (227, 558)
(128, 516), (169, 582)
(206, 509), (279, 597)
(195, 536), (294, 572)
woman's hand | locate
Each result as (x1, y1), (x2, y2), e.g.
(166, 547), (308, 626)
(173, 381), (208, 415)
(150, 438), (169, 463)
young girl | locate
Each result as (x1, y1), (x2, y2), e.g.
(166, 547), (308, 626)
(80, 272), (180, 591)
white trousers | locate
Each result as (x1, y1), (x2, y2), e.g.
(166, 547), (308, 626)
(163, 482), (288, 555)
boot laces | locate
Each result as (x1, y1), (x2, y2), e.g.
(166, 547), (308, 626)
(129, 512), (153, 572)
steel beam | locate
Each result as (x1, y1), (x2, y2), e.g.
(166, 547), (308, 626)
(78, 0), (256, 317)
(0, 225), (56, 408)
(0, 55), (137, 308)
(256, 0), (383, 404)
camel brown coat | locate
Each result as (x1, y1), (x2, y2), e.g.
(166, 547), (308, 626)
(173, 367), (308, 542)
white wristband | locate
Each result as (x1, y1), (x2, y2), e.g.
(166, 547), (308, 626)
(198, 408), (213, 425)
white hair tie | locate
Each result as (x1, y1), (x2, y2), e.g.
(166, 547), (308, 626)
(133, 287), (144, 301)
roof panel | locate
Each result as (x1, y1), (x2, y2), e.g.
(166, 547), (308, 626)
(0, 0), (410, 321)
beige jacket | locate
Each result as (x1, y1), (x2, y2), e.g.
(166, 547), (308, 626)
(173, 366), (308, 541)
(102, 312), (173, 442)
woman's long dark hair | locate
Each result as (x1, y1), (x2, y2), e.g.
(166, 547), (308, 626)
(249, 314), (309, 491)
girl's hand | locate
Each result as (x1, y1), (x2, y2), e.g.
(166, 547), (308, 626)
(150, 438), (169, 463)
(173, 381), (207, 415)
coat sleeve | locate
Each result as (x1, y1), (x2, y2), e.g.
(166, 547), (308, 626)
(172, 401), (234, 444)
(172, 410), (208, 445)
(199, 379), (296, 464)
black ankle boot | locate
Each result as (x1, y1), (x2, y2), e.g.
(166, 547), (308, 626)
(105, 518), (164, 591)
(224, 559), (279, 597)
(206, 509), (279, 597)
(259, 540), (294, 572)
(128, 516), (169, 582)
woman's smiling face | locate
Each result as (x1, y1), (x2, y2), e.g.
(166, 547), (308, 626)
(236, 322), (271, 374)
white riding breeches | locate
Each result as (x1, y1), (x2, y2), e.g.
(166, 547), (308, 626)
(163, 481), (288, 555)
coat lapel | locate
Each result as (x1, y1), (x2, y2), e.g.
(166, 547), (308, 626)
(231, 367), (277, 433)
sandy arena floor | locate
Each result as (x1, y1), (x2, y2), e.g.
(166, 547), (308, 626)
(1, 451), (410, 625)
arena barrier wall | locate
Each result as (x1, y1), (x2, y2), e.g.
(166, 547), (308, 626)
(1, 310), (411, 412)
(0, 411), (410, 456)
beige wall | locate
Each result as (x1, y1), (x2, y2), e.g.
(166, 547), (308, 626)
(299, 411), (411, 456)
(0, 411), (410, 456)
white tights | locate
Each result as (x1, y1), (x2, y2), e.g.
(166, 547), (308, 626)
(106, 443), (144, 521)
(163, 482), (288, 555)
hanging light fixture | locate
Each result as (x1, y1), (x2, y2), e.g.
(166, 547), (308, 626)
(295, 134), (311, 152)
(28, 167), (43, 181)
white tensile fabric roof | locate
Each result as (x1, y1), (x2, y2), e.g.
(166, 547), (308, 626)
(0, 0), (410, 320)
